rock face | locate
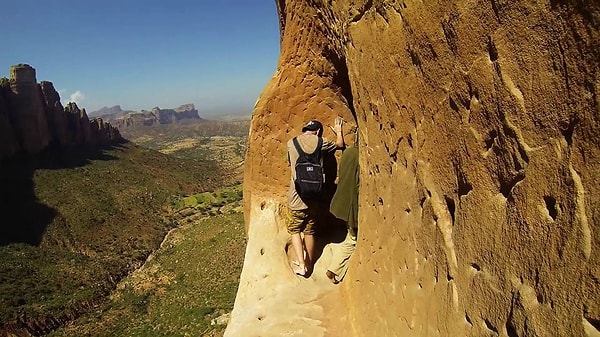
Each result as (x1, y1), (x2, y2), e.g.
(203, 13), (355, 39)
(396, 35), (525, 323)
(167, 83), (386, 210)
(236, 1), (600, 336)
(0, 79), (19, 158)
(154, 105), (201, 124)
(6, 64), (51, 154)
(0, 64), (122, 161)
(40, 81), (70, 146)
(64, 102), (94, 145)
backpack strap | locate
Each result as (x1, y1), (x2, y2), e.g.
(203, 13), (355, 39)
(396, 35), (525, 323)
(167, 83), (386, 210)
(293, 137), (322, 163)
(292, 137), (306, 158)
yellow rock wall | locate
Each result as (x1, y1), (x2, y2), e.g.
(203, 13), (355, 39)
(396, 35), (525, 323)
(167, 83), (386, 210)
(242, 1), (600, 336)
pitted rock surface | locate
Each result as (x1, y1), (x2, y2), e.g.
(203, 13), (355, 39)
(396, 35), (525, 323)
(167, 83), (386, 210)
(231, 1), (600, 336)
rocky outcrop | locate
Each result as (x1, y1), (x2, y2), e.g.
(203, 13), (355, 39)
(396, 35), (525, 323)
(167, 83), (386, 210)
(0, 64), (122, 161)
(6, 64), (51, 154)
(40, 81), (70, 146)
(64, 102), (93, 145)
(234, 1), (600, 337)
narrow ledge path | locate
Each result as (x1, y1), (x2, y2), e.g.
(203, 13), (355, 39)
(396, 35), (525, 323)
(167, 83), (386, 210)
(225, 200), (348, 337)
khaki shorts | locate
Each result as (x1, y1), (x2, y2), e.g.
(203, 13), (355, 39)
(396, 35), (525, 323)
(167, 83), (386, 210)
(287, 208), (316, 235)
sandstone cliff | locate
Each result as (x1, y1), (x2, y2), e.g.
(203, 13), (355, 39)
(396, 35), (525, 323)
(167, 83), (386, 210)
(0, 64), (122, 161)
(232, 1), (599, 336)
(40, 81), (70, 146)
(7, 64), (51, 154)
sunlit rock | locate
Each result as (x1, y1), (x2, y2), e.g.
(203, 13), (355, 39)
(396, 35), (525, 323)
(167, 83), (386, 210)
(233, 1), (600, 336)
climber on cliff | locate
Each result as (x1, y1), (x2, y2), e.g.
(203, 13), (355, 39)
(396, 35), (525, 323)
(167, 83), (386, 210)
(287, 117), (344, 277)
(326, 126), (359, 284)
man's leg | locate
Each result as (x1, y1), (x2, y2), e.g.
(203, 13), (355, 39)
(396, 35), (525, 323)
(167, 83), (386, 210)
(326, 231), (357, 283)
(304, 233), (315, 269)
(303, 211), (317, 273)
(291, 232), (307, 275)
(288, 209), (308, 276)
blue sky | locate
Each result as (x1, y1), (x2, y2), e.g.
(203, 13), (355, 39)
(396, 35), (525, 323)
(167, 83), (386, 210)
(0, 0), (280, 116)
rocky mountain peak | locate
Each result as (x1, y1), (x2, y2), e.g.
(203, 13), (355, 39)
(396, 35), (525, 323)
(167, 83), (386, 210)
(174, 104), (196, 112)
(9, 64), (36, 85)
(0, 65), (122, 160)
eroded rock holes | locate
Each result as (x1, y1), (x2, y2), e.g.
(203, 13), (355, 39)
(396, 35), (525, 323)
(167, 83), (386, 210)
(543, 196), (558, 220)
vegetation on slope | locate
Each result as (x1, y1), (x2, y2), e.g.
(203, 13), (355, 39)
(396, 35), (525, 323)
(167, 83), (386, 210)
(0, 142), (230, 335)
(121, 121), (249, 180)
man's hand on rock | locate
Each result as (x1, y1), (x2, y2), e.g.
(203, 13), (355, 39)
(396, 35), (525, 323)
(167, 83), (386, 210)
(334, 116), (343, 134)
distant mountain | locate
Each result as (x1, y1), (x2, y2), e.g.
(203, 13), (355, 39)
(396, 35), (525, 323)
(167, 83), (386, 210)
(88, 105), (136, 120)
(89, 105), (124, 116)
(90, 105), (134, 117)
(91, 104), (204, 129)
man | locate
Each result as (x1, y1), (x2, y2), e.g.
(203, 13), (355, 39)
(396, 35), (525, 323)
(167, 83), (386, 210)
(326, 127), (359, 284)
(287, 117), (344, 276)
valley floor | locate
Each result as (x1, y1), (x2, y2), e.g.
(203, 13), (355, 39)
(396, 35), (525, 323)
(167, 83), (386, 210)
(49, 211), (246, 337)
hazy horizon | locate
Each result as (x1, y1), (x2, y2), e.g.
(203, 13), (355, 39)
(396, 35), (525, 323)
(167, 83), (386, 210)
(89, 102), (253, 119)
(0, 1), (280, 115)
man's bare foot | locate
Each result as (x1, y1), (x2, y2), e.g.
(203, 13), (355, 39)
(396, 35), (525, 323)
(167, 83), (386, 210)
(326, 270), (339, 284)
(292, 260), (307, 276)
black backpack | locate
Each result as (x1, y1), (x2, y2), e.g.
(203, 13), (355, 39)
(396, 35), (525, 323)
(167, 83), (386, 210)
(293, 137), (323, 200)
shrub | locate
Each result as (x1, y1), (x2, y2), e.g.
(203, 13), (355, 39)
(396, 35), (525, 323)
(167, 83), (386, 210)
(182, 196), (198, 207)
